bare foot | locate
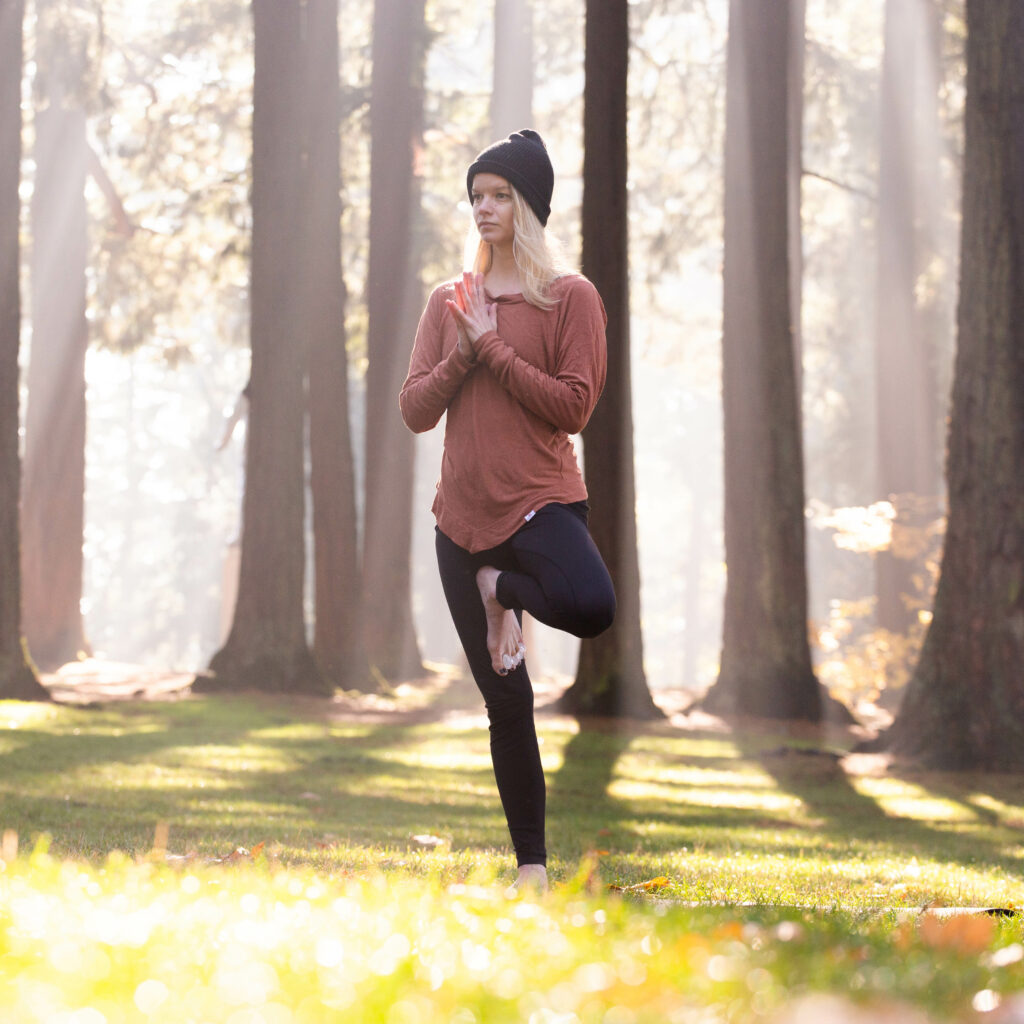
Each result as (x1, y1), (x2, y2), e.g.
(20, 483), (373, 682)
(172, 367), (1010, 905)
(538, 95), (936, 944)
(476, 566), (525, 675)
(508, 864), (548, 896)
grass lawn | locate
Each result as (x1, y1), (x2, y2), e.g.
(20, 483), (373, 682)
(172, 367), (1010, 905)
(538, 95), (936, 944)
(2, 668), (1024, 1021)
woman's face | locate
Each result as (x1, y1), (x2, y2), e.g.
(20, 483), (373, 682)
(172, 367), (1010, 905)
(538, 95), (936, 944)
(470, 173), (515, 250)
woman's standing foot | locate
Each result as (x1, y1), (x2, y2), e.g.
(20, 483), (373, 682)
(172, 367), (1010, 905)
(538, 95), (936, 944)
(509, 863), (548, 895)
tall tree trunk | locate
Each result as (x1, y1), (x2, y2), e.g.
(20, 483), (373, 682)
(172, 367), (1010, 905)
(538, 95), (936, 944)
(22, 20), (91, 670)
(362, 0), (426, 684)
(888, 0), (1024, 769)
(202, 0), (325, 695)
(302, 0), (366, 688)
(874, 0), (942, 641)
(491, 0), (533, 138)
(700, 0), (824, 721)
(557, 0), (661, 719)
(0, 0), (48, 700)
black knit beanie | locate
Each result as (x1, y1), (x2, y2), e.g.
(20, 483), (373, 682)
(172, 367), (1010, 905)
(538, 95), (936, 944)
(466, 129), (554, 226)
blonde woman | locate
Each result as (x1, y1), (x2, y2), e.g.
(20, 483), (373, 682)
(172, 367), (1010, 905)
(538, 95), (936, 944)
(400, 130), (615, 893)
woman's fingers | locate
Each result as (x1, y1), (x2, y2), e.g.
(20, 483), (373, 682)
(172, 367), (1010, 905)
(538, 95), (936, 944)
(450, 274), (499, 345)
(463, 271), (486, 310)
(446, 298), (466, 324)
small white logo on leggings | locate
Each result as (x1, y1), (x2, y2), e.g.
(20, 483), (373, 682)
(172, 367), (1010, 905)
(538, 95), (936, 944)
(524, 510), (536, 521)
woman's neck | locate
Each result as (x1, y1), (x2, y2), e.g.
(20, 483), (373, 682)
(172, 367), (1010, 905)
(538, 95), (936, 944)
(485, 244), (521, 296)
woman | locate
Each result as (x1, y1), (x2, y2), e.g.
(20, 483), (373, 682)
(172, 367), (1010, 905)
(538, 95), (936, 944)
(399, 129), (616, 893)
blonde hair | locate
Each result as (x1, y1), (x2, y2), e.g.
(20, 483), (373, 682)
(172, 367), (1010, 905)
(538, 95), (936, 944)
(464, 185), (572, 310)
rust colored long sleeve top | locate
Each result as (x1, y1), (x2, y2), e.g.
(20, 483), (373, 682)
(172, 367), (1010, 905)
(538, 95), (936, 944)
(400, 273), (608, 553)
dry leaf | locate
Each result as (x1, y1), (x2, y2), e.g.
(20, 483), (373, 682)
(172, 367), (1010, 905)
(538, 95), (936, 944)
(918, 912), (995, 954)
(609, 876), (670, 893)
(411, 834), (445, 847)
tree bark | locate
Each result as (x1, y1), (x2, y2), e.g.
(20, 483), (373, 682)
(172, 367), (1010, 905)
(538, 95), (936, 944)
(302, 0), (367, 688)
(0, 0), (49, 700)
(700, 0), (826, 721)
(888, 0), (1024, 769)
(202, 0), (325, 695)
(557, 0), (661, 719)
(874, 0), (942, 640)
(491, 0), (533, 138)
(362, 0), (426, 684)
(21, 34), (91, 669)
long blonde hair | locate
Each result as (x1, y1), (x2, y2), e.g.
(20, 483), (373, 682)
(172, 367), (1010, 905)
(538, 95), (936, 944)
(464, 185), (572, 310)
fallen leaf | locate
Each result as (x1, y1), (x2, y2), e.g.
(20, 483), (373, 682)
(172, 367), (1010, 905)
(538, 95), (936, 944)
(609, 876), (670, 893)
(411, 834), (445, 847)
(919, 912), (995, 954)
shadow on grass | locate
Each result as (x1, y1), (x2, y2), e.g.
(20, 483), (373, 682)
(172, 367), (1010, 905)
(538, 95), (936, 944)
(0, 688), (511, 859)
(738, 732), (1024, 885)
(5, 684), (1024, 896)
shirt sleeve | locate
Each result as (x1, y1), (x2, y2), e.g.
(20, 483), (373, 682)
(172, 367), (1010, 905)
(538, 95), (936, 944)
(473, 278), (608, 435)
(399, 286), (477, 433)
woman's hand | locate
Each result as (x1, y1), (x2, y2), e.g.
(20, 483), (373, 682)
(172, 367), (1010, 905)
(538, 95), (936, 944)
(446, 272), (497, 355)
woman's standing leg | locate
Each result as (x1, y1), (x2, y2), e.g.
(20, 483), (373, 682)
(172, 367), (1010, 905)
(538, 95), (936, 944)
(435, 529), (547, 870)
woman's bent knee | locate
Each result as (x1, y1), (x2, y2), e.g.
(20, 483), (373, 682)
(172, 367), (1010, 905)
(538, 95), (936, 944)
(564, 589), (615, 639)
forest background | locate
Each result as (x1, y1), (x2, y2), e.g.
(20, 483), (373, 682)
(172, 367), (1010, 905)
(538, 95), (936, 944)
(4, 0), (966, 715)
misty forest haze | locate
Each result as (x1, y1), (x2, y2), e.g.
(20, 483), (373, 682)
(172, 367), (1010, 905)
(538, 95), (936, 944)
(6, 0), (1023, 768)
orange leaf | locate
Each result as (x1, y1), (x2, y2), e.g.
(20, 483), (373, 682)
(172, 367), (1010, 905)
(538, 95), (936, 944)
(609, 876), (670, 893)
(919, 913), (996, 954)
(638, 876), (670, 891)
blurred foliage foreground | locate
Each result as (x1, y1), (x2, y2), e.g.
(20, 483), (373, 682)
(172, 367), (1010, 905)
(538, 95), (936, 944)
(2, 685), (1024, 1022)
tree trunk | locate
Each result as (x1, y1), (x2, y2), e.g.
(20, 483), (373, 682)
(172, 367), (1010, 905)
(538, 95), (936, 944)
(0, 0), (49, 700)
(302, 0), (366, 689)
(700, 0), (825, 721)
(362, 0), (426, 684)
(491, 0), (533, 138)
(888, 0), (1024, 769)
(202, 0), (325, 695)
(557, 0), (661, 720)
(874, 0), (942, 640)
(22, 77), (90, 670)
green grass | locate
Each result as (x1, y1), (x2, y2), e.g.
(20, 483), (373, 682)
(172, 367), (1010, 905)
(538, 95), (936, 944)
(2, 678), (1024, 1021)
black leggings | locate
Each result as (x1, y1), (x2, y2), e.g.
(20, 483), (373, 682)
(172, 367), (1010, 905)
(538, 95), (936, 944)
(435, 501), (616, 866)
